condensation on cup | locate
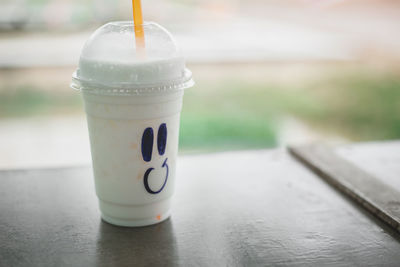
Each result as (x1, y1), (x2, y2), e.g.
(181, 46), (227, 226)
(71, 21), (194, 227)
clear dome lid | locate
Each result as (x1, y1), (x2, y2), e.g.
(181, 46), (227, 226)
(71, 21), (193, 95)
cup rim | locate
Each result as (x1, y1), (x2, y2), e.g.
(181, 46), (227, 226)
(71, 68), (194, 96)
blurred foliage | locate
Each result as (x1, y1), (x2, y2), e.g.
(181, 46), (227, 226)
(179, 69), (400, 150)
(180, 112), (276, 151)
(179, 80), (314, 151)
(0, 68), (399, 151)
(303, 73), (400, 140)
(0, 87), (81, 117)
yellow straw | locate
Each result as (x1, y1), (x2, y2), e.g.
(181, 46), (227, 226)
(132, 0), (145, 56)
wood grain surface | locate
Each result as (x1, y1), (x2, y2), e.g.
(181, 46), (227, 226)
(335, 141), (400, 192)
(1, 149), (400, 266)
(289, 143), (400, 234)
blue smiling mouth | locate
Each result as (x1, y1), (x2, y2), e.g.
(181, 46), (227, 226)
(143, 158), (169, 194)
(141, 123), (169, 194)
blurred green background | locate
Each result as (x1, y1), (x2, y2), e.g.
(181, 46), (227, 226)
(1, 0), (400, 167)
(1, 65), (399, 150)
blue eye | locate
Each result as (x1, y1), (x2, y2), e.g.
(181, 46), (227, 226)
(141, 127), (153, 162)
(157, 123), (167, 155)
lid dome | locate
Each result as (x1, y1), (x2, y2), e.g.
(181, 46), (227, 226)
(71, 21), (193, 95)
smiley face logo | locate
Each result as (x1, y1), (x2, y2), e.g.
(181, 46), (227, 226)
(141, 123), (168, 194)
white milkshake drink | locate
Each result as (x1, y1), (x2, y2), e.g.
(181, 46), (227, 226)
(71, 21), (193, 227)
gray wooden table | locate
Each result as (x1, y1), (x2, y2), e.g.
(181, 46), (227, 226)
(1, 145), (400, 266)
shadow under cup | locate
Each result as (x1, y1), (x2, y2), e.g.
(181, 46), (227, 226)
(82, 90), (184, 227)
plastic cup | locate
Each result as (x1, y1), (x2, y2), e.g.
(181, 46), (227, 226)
(71, 21), (193, 227)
